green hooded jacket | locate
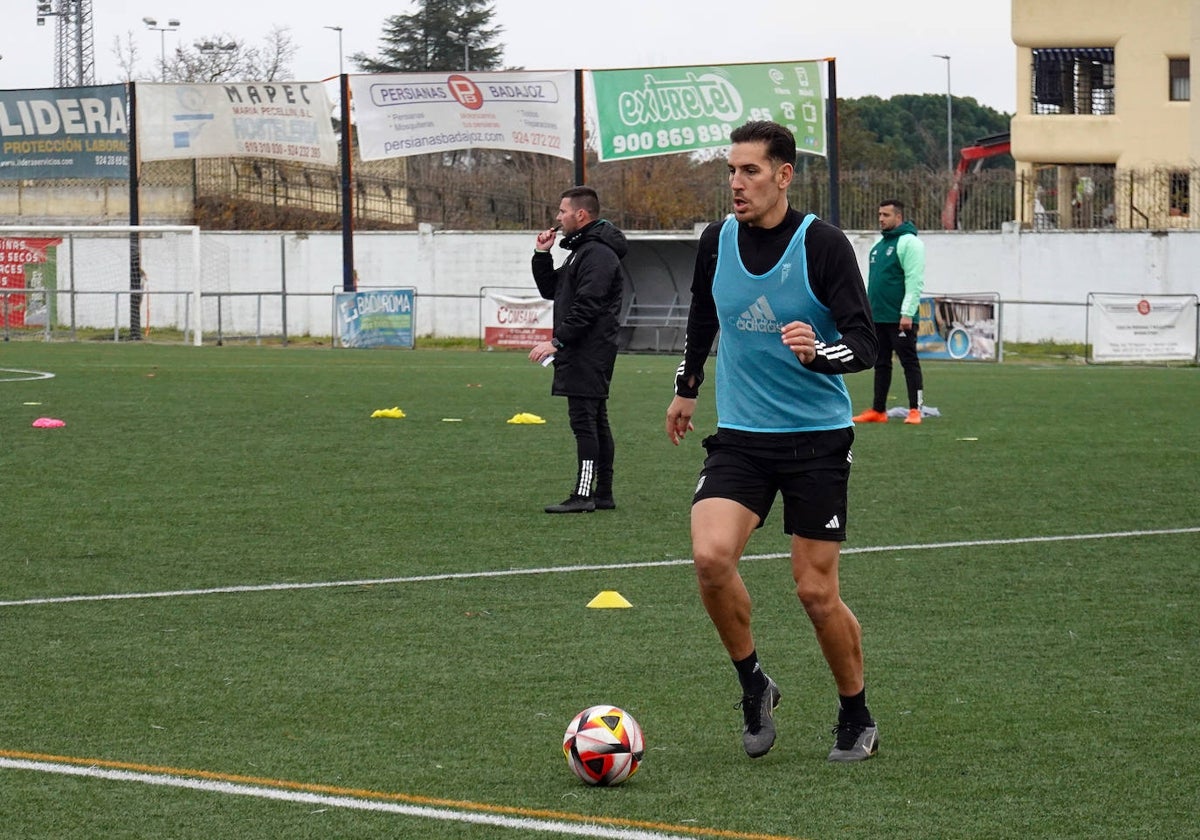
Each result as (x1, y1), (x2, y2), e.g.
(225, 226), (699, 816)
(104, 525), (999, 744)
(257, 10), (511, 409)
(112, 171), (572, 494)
(867, 220), (925, 323)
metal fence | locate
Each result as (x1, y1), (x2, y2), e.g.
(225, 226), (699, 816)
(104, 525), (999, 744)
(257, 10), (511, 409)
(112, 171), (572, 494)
(9, 155), (1200, 233)
(176, 155), (1016, 232)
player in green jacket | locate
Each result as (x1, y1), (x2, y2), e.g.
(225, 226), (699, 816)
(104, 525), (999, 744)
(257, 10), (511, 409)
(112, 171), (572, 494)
(853, 199), (926, 425)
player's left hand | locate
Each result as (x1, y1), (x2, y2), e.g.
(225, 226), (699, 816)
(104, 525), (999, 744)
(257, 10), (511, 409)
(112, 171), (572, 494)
(781, 320), (816, 364)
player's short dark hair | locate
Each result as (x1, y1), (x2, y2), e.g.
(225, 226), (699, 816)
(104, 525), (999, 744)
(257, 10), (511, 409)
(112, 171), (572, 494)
(561, 185), (600, 217)
(880, 198), (906, 216)
(730, 121), (796, 168)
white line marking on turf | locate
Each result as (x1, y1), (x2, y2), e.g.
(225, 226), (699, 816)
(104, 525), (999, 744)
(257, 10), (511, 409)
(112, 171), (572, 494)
(2, 527), (1197, 609)
(0, 368), (56, 382)
(0, 757), (738, 840)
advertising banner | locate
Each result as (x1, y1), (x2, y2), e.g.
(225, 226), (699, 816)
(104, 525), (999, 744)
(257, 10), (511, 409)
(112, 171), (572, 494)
(137, 82), (337, 165)
(0, 85), (129, 180)
(350, 71), (575, 161)
(335, 287), (415, 348)
(480, 290), (553, 348)
(589, 61), (825, 162)
(1087, 293), (1199, 362)
(915, 293), (1000, 361)
(0, 237), (61, 328)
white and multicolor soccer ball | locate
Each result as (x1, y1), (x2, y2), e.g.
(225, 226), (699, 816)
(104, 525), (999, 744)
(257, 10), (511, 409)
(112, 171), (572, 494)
(562, 705), (645, 786)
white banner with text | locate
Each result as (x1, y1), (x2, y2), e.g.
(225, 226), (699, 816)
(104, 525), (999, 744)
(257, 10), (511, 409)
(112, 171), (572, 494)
(1087, 293), (1198, 362)
(350, 71), (575, 161)
(480, 290), (553, 348)
(137, 82), (337, 165)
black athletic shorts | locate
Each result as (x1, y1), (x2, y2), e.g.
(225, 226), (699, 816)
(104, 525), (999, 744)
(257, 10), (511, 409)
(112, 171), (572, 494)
(692, 426), (854, 540)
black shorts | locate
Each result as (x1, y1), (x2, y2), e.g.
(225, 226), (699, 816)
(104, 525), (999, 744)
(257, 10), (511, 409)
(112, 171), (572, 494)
(692, 427), (854, 540)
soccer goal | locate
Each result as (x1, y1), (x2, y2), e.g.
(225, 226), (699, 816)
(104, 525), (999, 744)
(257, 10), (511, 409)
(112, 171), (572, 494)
(0, 225), (203, 344)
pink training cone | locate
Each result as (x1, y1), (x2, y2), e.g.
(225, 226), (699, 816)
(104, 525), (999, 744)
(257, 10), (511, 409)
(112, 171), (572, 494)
(32, 417), (66, 428)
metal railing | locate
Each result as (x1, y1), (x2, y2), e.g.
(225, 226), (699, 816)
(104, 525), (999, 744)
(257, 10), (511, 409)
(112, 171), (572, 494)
(11, 157), (1200, 232)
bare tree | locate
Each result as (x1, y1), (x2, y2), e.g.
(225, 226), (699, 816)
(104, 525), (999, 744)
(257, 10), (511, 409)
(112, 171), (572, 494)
(111, 25), (297, 83)
(240, 26), (298, 82)
(110, 31), (144, 82)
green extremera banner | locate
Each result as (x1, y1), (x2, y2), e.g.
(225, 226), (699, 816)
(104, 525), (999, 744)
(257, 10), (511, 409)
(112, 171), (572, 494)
(589, 61), (825, 162)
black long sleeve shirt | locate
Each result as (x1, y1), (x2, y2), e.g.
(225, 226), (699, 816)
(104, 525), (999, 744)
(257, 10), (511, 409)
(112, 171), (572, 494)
(675, 208), (877, 397)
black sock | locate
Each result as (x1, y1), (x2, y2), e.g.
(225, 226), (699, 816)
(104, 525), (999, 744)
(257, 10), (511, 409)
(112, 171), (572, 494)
(733, 651), (767, 695)
(838, 687), (874, 726)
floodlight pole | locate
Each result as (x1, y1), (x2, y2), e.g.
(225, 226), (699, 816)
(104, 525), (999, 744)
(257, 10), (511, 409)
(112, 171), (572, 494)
(144, 16), (181, 82)
(933, 54), (953, 172)
(324, 25), (343, 77)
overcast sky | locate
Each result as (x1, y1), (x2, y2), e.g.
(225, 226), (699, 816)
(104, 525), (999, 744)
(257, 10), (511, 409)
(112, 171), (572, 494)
(0, 0), (1016, 113)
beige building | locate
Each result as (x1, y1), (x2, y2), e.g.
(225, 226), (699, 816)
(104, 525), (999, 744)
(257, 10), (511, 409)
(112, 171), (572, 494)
(1012, 0), (1197, 228)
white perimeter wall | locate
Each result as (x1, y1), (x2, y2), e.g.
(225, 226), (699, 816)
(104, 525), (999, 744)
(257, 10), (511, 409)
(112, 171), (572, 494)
(168, 226), (1200, 344)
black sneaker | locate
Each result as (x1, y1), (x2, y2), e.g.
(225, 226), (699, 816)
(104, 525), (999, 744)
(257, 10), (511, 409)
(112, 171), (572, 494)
(544, 495), (595, 514)
(828, 721), (879, 762)
(737, 675), (781, 758)
(593, 496), (616, 510)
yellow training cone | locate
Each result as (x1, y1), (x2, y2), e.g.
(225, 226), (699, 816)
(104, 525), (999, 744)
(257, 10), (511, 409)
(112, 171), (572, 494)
(587, 590), (632, 609)
(506, 412), (546, 424)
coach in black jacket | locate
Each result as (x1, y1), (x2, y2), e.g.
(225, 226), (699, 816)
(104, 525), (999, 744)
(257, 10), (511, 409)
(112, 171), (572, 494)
(528, 186), (628, 514)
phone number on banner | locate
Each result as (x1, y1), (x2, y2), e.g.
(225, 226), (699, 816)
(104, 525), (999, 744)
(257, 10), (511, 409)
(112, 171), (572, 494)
(240, 141), (326, 159)
(511, 130), (561, 150)
(611, 123), (733, 155)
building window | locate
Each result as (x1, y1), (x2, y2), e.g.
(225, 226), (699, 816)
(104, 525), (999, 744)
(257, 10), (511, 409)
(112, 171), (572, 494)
(1033, 163), (1116, 229)
(1169, 58), (1190, 101)
(1169, 172), (1189, 216)
(1032, 48), (1115, 115)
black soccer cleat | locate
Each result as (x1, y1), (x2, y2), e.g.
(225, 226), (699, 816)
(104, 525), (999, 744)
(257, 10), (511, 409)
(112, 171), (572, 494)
(544, 495), (596, 514)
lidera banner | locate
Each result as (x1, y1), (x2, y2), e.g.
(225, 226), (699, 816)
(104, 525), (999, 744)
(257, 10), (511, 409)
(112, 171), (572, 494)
(589, 61), (825, 162)
(0, 85), (129, 180)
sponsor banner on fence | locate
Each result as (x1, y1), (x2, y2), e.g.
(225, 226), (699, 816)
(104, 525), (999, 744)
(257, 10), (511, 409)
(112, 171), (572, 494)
(0, 237), (61, 328)
(589, 61), (825, 162)
(137, 82), (337, 165)
(481, 292), (553, 348)
(1088, 293), (1199, 362)
(350, 71), (575, 161)
(915, 293), (999, 361)
(0, 85), (129, 180)
(335, 288), (416, 349)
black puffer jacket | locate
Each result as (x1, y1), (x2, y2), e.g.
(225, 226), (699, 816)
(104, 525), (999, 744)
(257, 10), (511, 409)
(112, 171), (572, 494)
(531, 219), (628, 398)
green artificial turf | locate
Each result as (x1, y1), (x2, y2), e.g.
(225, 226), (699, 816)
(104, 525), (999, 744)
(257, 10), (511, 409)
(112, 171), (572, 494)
(1, 344), (1197, 839)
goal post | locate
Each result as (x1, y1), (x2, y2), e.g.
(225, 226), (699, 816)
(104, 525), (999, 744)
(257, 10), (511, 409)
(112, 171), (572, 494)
(0, 224), (203, 345)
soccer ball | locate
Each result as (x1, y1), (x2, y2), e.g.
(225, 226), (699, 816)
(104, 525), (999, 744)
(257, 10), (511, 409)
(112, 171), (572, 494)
(562, 705), (645, 786)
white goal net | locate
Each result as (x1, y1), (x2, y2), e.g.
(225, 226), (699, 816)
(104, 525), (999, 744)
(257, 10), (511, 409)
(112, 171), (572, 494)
(0, 225), (204, 344)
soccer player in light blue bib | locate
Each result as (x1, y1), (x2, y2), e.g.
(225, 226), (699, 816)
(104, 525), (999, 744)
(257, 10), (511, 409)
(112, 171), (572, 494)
(665, 121), (881, 763)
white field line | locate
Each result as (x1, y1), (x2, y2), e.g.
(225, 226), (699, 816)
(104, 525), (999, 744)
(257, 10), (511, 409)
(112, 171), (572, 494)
(0, 368), (56, 382)
(2, 527), (1197, 610)
(0, 757), (726, 840)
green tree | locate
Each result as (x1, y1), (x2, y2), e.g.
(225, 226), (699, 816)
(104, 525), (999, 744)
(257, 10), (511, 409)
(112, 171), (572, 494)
(846, 94), (1012, 170)
(351, 0), (504, 73)
(834, 98), (908, 170)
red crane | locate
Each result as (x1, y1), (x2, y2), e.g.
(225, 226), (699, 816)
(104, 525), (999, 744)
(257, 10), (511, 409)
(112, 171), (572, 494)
(941, 132), (1011, 230)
